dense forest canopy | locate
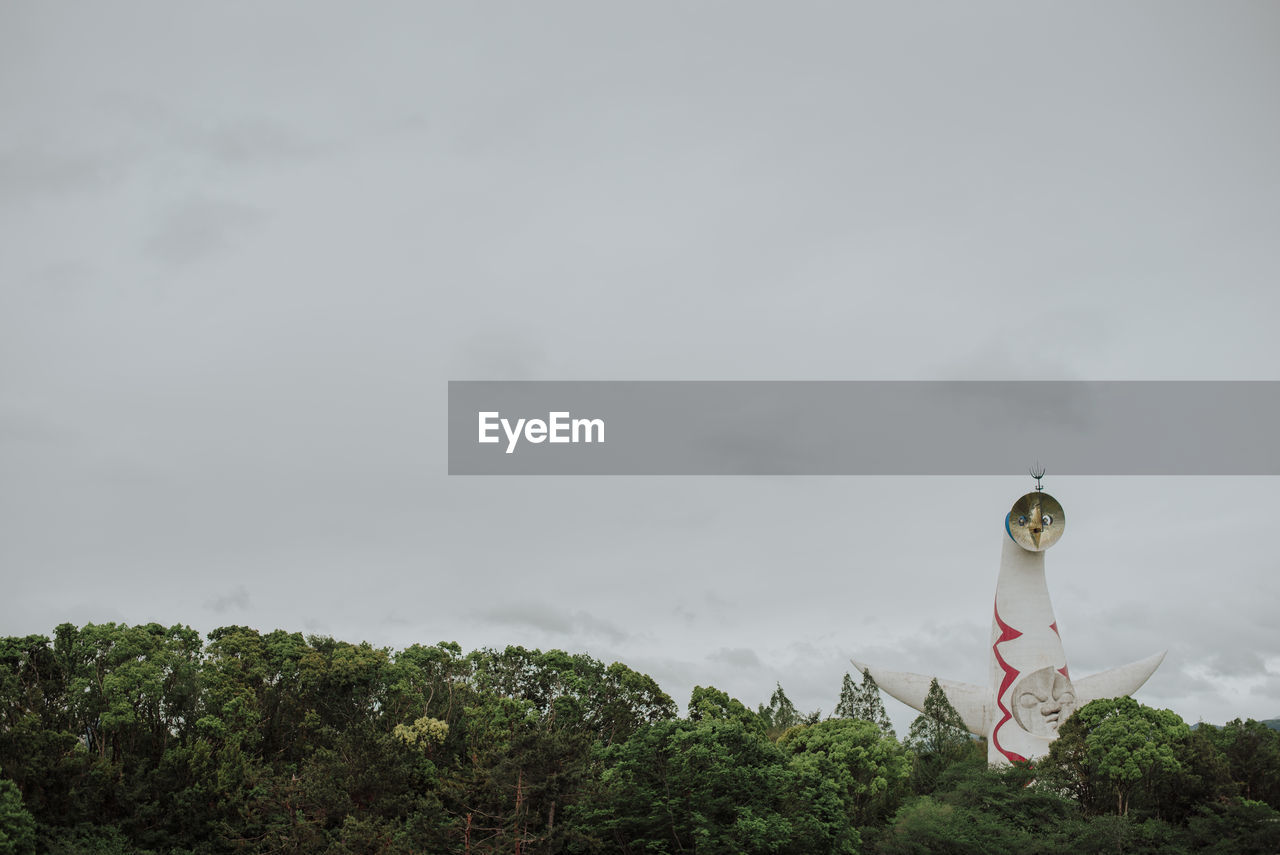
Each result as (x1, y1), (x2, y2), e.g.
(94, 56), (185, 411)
(1, 623), (1277, 854)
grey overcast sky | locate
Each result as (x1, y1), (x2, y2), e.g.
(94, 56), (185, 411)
(3, 3), (1278, 734)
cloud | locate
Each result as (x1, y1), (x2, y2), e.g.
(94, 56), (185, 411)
(857, 620), (990, 685)
(708, 647), (762, 669)
(1200, 651), (1271, 679)
(206, 586), (250, 614)
(0, 407), (72, 446)
(145, 196), (264, 266)
(0, 146), (124, 201)
(473, 603), (627, 644)
(189, 118), (322, 169)
(454, 331), (549, 381)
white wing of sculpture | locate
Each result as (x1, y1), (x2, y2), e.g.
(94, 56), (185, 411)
(849, 658), (988, 737)
(1073, 650), (1167, 705)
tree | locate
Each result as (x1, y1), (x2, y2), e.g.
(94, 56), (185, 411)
(758, 684), (819, 742)
(1144, 724), (1233, 823)
(779, 718), (911, 828)
(833, 673), (859, 719)
(1184, 798), (1280, 854)
(875, 796), (1033, 855)
(689, 686), (764, 735)
(904, 679), (975, 794)
(834, 671), (895, 738)
(873, 763), (1105, 855)
(469, 646), (676, 747)
(52, 622), (201, 764)
(456, 646), (676, 853)
(578, 716), (854, 855)
(0, 633), (81, 824)
(1204, 718), (1280, 808)
(0, 779), (36, 855)
(905, 679), (970, 757)
(1042, 697), (1188, 817)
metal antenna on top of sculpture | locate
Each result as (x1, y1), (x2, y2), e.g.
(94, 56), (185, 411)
(1030, 464), (1046, 492)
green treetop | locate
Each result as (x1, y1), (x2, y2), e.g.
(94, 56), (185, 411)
(835, 671), (896, 738)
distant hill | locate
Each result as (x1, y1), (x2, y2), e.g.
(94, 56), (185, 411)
(1192, 717), (1280, 731)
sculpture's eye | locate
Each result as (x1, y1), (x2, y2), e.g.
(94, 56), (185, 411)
(1018, 515), (1028, 526)
(1042, 514), (1053, 526)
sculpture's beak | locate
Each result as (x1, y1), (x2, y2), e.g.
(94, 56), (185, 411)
(1029, 498), (1042, 548)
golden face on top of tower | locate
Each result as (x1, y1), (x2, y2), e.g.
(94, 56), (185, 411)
(1007, 491), (1065, 552)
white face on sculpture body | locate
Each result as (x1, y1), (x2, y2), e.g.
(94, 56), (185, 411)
(1007, 492), (1065, 552)
(1012, 667), (1078, 737)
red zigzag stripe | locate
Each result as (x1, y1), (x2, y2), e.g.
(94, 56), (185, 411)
(991, 601), (1027, 764)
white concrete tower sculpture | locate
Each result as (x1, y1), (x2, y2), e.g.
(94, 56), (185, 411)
(852, 478), (1166, 764)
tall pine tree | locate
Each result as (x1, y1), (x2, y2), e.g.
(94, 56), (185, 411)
(758, 683), (820, 741)
(835, 671), (896, 738)
(904, 678), (975, 792)
(905, 678), (970, 755)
